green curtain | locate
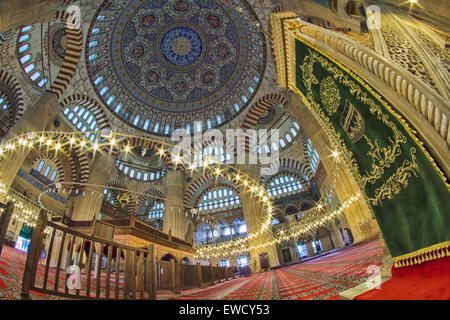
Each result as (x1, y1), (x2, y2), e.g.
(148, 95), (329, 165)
(294, 37), (450, 260)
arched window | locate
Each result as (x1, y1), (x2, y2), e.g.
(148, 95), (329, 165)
(307, 138), (320, 172)
(43, 165), (52, 177)
(239, 224), (247, 234)
(62, 105), (99, 142)
(266, 174), (303, 198)
(17, 26), (48, 87)
(50, 170), (58, 182)
(190, 147), (231, 169)
(147, 200), (164, 220)
(197, 186), (240, 212)
(36, 160), (45, 172)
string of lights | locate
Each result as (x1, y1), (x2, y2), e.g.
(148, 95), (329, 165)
(0, 131), (277, 247)
(0, 130), (358, 260)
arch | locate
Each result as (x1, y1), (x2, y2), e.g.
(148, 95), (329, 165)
(48, 9), (83, 98)
(262, 158), (314, 185)
(127, 137), (174, 170)
(242, 93), (288, 130)
(107, 179), (128, 190)
(45, 133), (91, 185)
(105, 179), (129, 215)
(161, 253), (177, 262)
(0, 70), (24, 126)
(181, 257), (191, 264)
(300, 201), (314, 212)
(184, 173), (240, 207)
(194, 183), (241, 212)
(135, 187), (166, 215)
(227, 93), (289, 155)
(70, 145), (90, 184)
(31, 153), (65, 182)
(59, 94), (111, 131)
(285, 206), (298, 215)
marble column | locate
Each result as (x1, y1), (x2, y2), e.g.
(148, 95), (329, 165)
(305, 241), (315, 257)
(0, 0), (61, 33)
(318, 233), (334, 252)
(163, 169), (189, 240)
(330, 222), (345, 248)
(238, 164), (280, 272)
(70, 153), (113, 222)
(0, 93), (59, 190)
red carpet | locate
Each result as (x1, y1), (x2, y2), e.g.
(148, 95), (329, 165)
(4, 239), (446, 300)
(355, 255), (450, 300)
(0, 245), (129, 299)
(274, 240), (383, 300)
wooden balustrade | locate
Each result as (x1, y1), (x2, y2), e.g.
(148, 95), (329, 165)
(20, 210), (234, 299)
(21, 209), (157, 300)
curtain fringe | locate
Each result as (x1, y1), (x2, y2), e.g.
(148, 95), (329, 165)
(393, 241), (450, 268)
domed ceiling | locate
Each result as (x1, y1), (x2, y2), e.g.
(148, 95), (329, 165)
(86, 0), (266, 136)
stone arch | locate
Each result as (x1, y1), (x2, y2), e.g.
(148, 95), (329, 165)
(241, 93), (288, 131)
(184, 173), (240, 207)
(48, 8), (83, 98)
(135, 187), (166, 215)
(59, 94), (111, 131)
(107, 179), (128, 190)
(262, 158), (314, 185)
(0, 70), (24, 127)
(127, 137), (174, 170)
(314, 226), (335, 252)
(46, 133), (93, 185)
(106, 179), (129, 215)
(299, 200), (315, 212)
(31, 152), (65, 183)
(285, 206), (298, 215)
(71, 145), (90, 184)
(161, 253), (177, 262)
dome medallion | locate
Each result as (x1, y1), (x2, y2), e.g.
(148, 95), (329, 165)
(86, 0), (266, 135)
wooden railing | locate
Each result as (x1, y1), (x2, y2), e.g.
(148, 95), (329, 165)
(20, 210), (234, 300)
(155, 260), (235, 292)
(22, 210), (156, 300)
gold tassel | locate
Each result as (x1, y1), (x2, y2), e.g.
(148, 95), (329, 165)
(393, 241), (450, 268)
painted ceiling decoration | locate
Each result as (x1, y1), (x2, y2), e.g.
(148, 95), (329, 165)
(86, 0), (266, 136)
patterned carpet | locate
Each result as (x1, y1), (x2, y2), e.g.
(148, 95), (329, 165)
(0, 245), (64, 300)
(275, 239), (383, 300)
(170, 239), (383, 300)
(0, 239), (383, 300)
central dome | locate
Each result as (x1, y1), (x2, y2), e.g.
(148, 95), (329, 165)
(87, 0), (265, 135)
(160, 26), (203, 66)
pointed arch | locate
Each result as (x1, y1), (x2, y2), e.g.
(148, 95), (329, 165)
(0, 70), (25, 126)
